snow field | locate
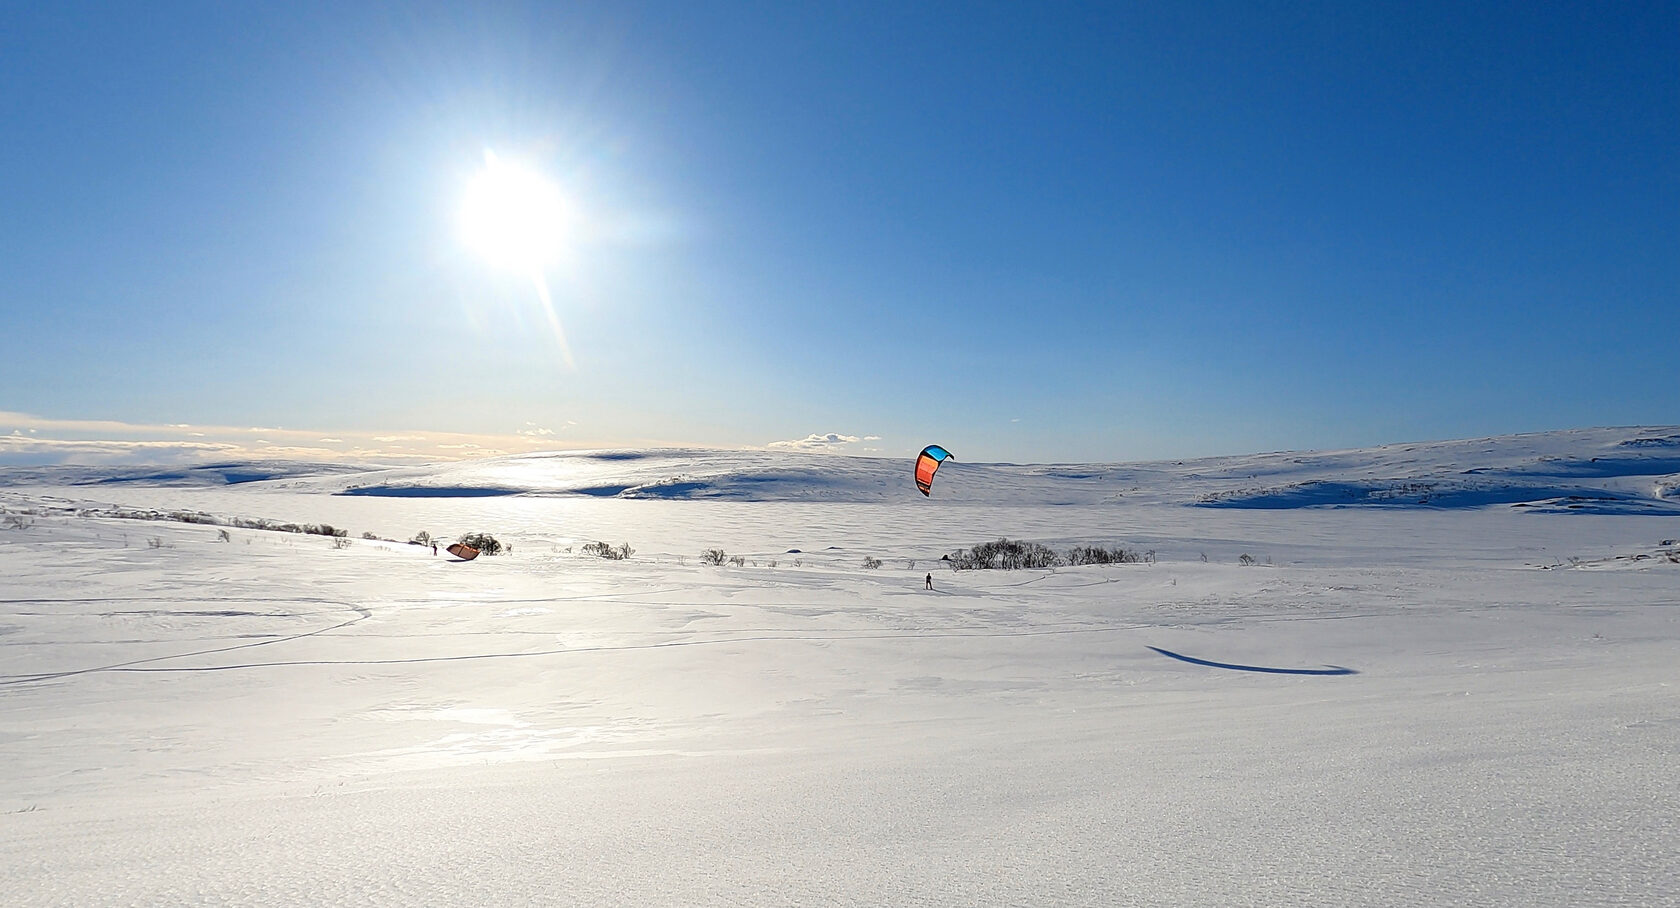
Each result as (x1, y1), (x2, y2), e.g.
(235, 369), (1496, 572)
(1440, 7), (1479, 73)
(2, 436), (1678, 905)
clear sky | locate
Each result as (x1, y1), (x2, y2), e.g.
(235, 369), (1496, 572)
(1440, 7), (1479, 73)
(2, 1), (1675, 465)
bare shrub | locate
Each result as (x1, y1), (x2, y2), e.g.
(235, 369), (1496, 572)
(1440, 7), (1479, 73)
(332, 536), (352, 549)
(862, 555), (882, 569)
(410, 530), (433, 546)
(701, 549), (726, 566)
(728, 555), (746, 567)
(1239, 553), (1256, 566)
(361, 532), (379, 540)
(583, 541), (634, 560)
(216, 529), (232, 543)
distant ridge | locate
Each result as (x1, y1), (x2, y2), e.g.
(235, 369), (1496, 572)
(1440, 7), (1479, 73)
(0, 461), (370, 489)
(4, 428), (1678, 514)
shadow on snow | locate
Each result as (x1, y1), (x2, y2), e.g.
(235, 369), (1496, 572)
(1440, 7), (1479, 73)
(1147, 646), (1358, 676)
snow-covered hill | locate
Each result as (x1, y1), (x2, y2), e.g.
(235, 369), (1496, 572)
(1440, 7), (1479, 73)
(61, 425), (1674, 514)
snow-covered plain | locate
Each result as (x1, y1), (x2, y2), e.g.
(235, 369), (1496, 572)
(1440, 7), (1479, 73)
(3, 428), (1678, 906)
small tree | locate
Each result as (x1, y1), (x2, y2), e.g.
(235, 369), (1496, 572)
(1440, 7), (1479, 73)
(862, 555), (882, 569)
(701, 549), (726, 566)
(1239, 553), (1256, 566)
(410, 530), (433, 546)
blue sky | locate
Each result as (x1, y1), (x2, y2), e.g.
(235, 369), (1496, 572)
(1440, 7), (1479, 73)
(2, 1), (1675, 465)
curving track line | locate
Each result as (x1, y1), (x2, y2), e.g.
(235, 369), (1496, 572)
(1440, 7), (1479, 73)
(0, 601), (373, 686)
(1146, 645), (1357, 675)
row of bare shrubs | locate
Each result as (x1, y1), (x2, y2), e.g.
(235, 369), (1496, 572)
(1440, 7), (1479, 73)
(76, 505), (354, 538)
(46, 507), (516, 555)
(947, 538), (1149, 570)
(685, 540), (1148, 572)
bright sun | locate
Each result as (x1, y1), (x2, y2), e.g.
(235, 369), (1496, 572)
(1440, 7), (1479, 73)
(458, 151), (575, 272)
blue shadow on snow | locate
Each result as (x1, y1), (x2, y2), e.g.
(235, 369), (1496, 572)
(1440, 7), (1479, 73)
(1147, 646), (1357, 676)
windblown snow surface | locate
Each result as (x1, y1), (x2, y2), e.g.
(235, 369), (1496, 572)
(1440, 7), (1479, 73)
(2, 427), (1678, 906)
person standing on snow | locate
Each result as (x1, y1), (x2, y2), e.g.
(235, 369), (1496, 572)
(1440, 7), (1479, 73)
(925, 573), (933, 590)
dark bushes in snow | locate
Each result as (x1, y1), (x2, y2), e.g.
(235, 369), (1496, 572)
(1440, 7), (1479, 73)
(457, 532), (506, 555)
(947, 538), (1063, 570)
(1066, 545), (1141, 565)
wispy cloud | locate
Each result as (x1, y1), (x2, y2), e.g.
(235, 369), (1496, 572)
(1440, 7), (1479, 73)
(767, 432), (871, 452)
(0, 436), (243, 466)
(517, 421), (573, 437)
(0, 411), (589, 467)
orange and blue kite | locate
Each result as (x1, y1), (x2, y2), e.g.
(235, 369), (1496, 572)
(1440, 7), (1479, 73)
(914, 445), (954, 496)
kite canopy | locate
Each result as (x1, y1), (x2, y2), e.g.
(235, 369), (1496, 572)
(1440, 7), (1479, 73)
(914, 445), (954, 496)
(446, 543), (480, 561)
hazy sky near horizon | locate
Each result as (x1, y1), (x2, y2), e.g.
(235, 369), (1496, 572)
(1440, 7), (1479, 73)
(2, 1), (1675, 465)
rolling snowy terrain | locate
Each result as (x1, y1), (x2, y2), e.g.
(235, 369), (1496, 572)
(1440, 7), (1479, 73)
(2, 428), (1678, 906)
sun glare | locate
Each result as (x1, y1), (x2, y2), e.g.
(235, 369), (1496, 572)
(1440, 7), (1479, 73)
(458, 151), (575, 272)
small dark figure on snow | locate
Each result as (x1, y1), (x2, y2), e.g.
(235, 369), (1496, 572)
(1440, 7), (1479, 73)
(432, 543), (438, 556)
(925, 573), (933, 590)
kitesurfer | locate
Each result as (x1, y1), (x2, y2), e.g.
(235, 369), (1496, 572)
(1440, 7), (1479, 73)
(925, 573), (933, 590)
